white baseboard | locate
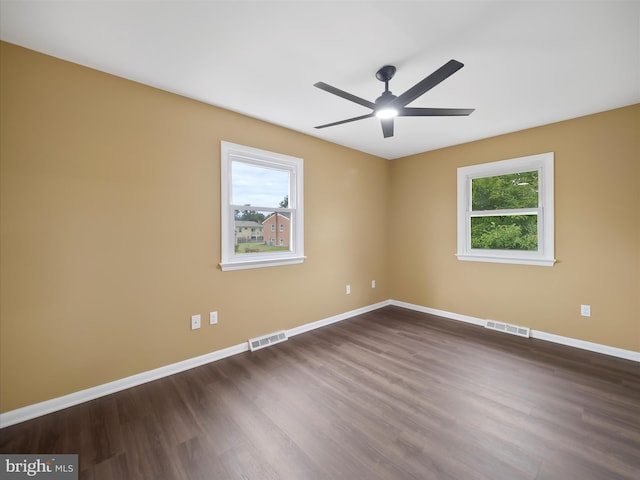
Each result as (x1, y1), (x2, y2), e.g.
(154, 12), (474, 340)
(529, 330), (640, 362)
(287, 300), (391, 337)
(2, 298), (637, 428)
(390, 300), (486, 327)
(0, 301), (389, 429)
(0, 343), (249, 429)
(389, 299), (640, 363)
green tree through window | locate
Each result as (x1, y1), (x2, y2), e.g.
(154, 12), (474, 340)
(471, 171), (539, 251)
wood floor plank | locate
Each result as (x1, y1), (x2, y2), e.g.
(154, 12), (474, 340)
(1, 306), (639, 479)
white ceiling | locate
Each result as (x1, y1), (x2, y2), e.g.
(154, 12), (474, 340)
(1, 1), (639, 160)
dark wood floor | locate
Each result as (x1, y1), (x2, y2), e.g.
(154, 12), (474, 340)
(2, 306), (639, 479)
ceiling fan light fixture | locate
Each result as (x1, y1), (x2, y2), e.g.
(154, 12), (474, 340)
(375, 107), (398, 119)
(375, 89), (398, 119)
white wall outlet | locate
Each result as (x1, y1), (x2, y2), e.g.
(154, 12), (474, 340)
(346, 284), (351, 295)
(210, 311), (218, 325)
(371, 280), (376, 289)
(191, 314), (201, 330)
(580, 305), (591, 317)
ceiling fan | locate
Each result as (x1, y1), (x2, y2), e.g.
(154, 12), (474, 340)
(314, 59), (474, 138)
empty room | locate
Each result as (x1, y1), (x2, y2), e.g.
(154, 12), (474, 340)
(0, 1), (638, 479)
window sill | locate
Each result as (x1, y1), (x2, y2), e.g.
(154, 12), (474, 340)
(220, 255), (307, 271)
(456, 253), (556, 267)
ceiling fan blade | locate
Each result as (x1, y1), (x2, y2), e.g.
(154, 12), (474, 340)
(314, 113), (375, 129)
(314, 82), (376, 110)
(381, 118), (394, 138)
(394, 60), (465, 108)
(399, 107), (475, 116)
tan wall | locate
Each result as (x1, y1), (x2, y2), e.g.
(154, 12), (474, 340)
(389, 104), (640, 352)
(0, 42), (390, 412)
(1, 41), (638, 414)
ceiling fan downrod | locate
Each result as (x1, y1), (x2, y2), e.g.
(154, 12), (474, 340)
(375, 65), (396, 93)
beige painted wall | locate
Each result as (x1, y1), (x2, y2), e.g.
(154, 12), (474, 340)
(389, 104), (640, 352)
(0, 42), (390, 412)
(1, 42), (638, 414)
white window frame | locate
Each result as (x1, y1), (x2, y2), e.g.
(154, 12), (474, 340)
(456, 152), (555, 267)
(220, 141), (305, 271)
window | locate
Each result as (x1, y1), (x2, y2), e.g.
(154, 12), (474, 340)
(457, 152), (555, 266)
(220, 141), (304, 271)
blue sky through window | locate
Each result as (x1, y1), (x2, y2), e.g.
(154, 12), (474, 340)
(231, 161), (290, 208)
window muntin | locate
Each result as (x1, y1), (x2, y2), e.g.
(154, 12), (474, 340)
(221, 142), (304, 271)
(457, 152), (555, 266)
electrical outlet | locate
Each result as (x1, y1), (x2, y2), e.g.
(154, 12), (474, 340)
(580, 305), (591, 317)
(346, 284), (351, 295)
(371, 280), (376, 289)
(210, 311), (218, 325)
(191, 314), (201, 330)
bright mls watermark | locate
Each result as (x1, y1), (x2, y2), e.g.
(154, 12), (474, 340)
(1, 455), (77, 479)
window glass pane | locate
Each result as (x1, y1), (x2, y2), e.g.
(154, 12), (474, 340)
(232, 160), (290, 208)
(470, 215), (538, 251)
(234, 209), (291, 255)
(472, 171), (538, 211)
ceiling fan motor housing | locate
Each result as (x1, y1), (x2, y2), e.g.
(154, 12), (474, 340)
(375, 90), (397, 107)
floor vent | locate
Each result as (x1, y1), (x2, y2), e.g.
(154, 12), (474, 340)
(248, 331), (288, 352)
(485, 320), (530, 338)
